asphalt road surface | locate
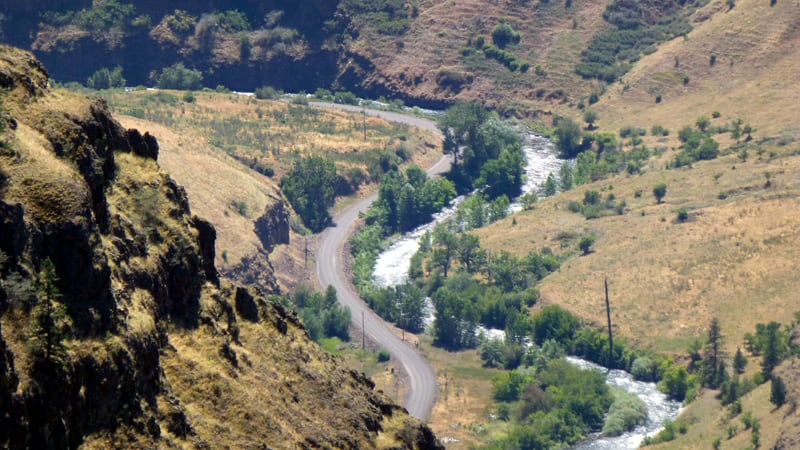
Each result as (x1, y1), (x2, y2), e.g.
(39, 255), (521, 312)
(314, 102), (450, 421)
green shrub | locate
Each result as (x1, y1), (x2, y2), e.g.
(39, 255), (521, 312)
(86, 66), (125, 89)
(216, 9), (250, 32)
(436, 69), (474, 90)
(491, 21), (521, 48)
(578, 235), (596, 255)
(653, 182), (667, 204)
(742, 411), (756, 429)
(230, 199), (249, 217)
(729, 399), (742, 417)
(658, 360), (690, 400)
(619, 126), (646, 138)
(377, 349), (390, 362)
(631, 357), (656, 381)
(340, 0), (410, 35)
(281, 156), (338, 232)
(254, 85), (281, 100)
(492, 370), (528, 401)
(602, 389), (648, 437)
(582, 204), (605, 220)
(583, 190), (601, 205)
(333, 90), (358, 105)
(481, 44), (524, 71)
(157, 63), (203, 90)
(577, 0), (693, 82)
(555, 117), (584, 158)
(651, 124), (669, 136)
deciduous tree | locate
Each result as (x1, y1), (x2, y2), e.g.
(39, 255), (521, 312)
(281, 156), (338, 232)
(653, 182), (667, 204)
(555, 117), (584, 158)
(432, 224), (459, 277)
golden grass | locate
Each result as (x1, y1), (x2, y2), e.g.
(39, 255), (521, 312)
(157, 287), (429, 449)
(594, 0), (800, 141)
(1, 121), (90, 224)
(126, 289), (156, 337)
(115, 115), (277, 270)
(105, 90), (438, 286)
(418, 336), (501, 449)
(651, 368), (792, 450)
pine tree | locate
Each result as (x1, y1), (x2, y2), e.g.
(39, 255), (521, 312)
(701, 318), (725, 388)
(733, 347), (748, 374)
(28, 258), (68, 364)
(760, 322), (782, 377)
(770, 375), (787, 407)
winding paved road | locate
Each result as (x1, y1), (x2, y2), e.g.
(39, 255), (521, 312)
(314, 102), (450, 421)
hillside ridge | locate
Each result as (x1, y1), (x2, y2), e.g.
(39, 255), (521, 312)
(0, 45), (440, 449)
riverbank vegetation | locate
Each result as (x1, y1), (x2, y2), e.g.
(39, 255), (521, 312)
(347, 95), (800, 447)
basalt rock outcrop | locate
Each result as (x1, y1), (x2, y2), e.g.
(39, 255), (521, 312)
(254, 196), (290, 253)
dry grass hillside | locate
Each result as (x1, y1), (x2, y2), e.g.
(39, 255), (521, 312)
(103, 90), (440, 291)
(480, 144), (800, 353)
(479, 0), (800, 354)
(348, 0), (609, 113)
(594, 0), (800, 141)
(462, 3), (800, 445)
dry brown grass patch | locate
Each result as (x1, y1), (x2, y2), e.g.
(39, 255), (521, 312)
(477, 146), (800, 356)
(594, 0), (800, 141)
(105, 89), (438, 289)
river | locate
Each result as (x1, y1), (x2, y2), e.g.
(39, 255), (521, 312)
(567, 357), (683, 449)
(370, 131), (682, 448)
(372, 131), (563, 287)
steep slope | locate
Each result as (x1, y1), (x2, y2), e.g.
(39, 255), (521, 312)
(103, 89), (442, 293)
(338, 0), (609, 112)
(0, 45), (439, 449)
(0, 0), (684, 114)
(594, 0), (800, 139)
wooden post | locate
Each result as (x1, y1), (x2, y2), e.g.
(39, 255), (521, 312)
(443, 370), (448, 404)
(605, 277), (614, 368)
(362, 311), (365, 350)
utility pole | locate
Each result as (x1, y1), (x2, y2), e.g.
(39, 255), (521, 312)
(362, 311), (365, 350)
(605, 277), (614, 368)
(400, 304), (405, 342)
(362, 103), (367, 142)
(304, 236), (308, 271)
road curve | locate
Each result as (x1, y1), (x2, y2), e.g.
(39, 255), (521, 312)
(314, 102), (450, 421)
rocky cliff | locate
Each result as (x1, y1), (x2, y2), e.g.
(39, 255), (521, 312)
(0, 45), (440, 449)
